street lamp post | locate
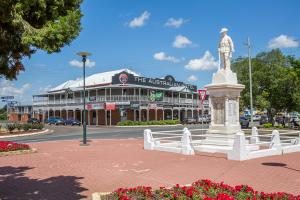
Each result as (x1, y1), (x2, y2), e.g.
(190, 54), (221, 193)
(77, 52), (91, 146)
(246, 38), (254, 126)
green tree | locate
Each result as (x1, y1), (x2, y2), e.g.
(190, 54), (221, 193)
(232, 49), (300, 122)
(0, 0), (83, 80)
(0, 107), (7, 120)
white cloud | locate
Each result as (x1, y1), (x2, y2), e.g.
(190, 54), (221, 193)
(153, 52), (180, 63)
(173, 35), (193, 48)
(128, 11), (150, 28)
(165, 18), (188, 28)
(185, 51), (218, 71)
(39, 85), (52, 94)
(69, 59), (96, 68)
(187, 75), (198, 82)
(0, 80), (31, 97)
(268, 35), (299, 49)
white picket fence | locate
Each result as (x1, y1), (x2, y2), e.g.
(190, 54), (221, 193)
(143, 127), (300, 161)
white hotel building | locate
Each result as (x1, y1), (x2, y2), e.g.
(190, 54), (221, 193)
(30, 69), (209, 125)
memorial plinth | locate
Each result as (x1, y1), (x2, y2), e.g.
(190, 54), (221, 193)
(204, 68), (245, 144)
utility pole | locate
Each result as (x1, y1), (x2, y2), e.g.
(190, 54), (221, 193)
(246, 37), (254, 126)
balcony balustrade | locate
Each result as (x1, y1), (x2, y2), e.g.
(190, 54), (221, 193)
(33, 95), (200, 106)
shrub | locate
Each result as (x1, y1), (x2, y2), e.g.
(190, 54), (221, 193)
(15, 123), (23, 131)
(22, 123), (31, 131)
(31, 123), (44, 130)
(263, 123), (273, 128)
(275, 124), (284, 129)
(5, 124), (16, 133)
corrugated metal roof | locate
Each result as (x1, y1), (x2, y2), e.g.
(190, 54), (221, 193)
(49, 68), (140, 92)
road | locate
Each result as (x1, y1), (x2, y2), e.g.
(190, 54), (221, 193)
(7, 124), (209, 143)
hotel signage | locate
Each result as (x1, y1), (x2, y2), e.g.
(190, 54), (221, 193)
(112, 71), (197, 91)
(86, 103), (104, 110)
(105, 103), (116, 110)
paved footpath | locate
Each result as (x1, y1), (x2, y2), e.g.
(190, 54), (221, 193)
(1, 139), (300, 200)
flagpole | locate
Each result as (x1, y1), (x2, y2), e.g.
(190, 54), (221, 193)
(218, 50), (221, 71)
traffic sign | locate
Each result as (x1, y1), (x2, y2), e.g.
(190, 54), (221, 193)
(1, 96), (14, 100)
(198, 89), (207, 103)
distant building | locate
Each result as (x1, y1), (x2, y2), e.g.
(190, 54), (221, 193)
(10, 69), (209, 125)
(8, 105), (32, 122)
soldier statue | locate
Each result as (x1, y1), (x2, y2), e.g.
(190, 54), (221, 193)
(218, 28), (234, 70)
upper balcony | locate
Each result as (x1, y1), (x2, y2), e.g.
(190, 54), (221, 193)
(33, 95), (201, 106)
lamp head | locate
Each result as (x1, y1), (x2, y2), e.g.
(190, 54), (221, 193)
(77, 52), (91, 58)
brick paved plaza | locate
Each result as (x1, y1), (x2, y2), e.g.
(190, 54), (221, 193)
(1, 139), (300, 199)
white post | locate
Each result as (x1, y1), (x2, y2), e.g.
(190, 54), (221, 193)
(96, 110), (99, 126)
(250, 126), (259, 144)
(228, 132), (248, 161)
(144, 129), (154, 150)
(181, 127), (194, 155)
(270, 130), (282, 152)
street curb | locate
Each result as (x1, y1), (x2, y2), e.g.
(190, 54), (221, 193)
(91, 184), (193, 199)
(0, 129), (51, 139)
(115, 124), (183, 128)
(0, 148), (37, 157)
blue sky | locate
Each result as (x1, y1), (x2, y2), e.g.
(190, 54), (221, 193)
(1, 0), (300, 106)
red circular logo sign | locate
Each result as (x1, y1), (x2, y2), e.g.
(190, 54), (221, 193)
(119, 73), (128, 84)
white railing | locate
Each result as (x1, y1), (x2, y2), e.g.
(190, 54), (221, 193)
(33, 95), (199, 106)
(144, 127), (300, 161)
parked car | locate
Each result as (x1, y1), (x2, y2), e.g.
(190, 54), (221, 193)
(47, 117), (65, 125)
(181, 117), (197, 124)
(64, 119), (81, 126)
(197, 116), (210, 123)
(240, 116), (249, 128)
(290, 117), (300, 129)
(27, 118), (40, 124)
(259, 115), (269, 125)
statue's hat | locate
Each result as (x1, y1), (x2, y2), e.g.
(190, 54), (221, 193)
(220, 28), (228, 33)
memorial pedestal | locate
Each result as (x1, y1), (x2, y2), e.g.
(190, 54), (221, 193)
(204, 69), (245, 145)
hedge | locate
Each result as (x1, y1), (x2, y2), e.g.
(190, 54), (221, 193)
(117, 120), (180, 126)
(3, 123), (44, 133)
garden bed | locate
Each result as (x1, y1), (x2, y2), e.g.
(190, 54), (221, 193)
(0, 123), (44, 136)
(96, 179), (300, 200)
(0, 141), (34, 156)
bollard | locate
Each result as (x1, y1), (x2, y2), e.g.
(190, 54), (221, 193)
(181, 128), (194, 155)
(228, 132), (248, 161)
(269, 130), (282, 152)
(250, 126), (259, 144)
(144, 129), (154, 150)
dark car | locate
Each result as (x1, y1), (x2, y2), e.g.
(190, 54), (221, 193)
(259, 115), (269, 125)
(182, 117), (197, 124)
(64, 119), (81, 126)
(47, 117), (65, 125)
(27, 118), (40, 124)
(240, 116), (249, 128)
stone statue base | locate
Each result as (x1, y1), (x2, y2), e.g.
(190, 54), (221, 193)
(204, 69), (245, 145)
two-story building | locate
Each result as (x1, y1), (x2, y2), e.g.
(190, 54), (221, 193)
(25, 69), (209, 125)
